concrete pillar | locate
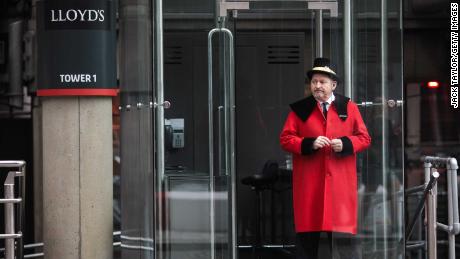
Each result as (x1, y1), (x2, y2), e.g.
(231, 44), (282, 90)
(42, 97), (113, 259)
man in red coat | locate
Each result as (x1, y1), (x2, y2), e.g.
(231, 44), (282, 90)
(280, 58), (371, 259)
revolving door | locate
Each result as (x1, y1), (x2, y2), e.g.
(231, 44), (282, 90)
(118, 0), (404, 258)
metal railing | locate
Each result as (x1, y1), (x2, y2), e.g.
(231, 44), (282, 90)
(0, 161), (26, 259)
(0, 243), (44, 259)
(405, 156), (459, 259)
(22, 243), (44, 258)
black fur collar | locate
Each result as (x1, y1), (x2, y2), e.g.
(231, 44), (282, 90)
(289, 94), (350, 122)
(289, 96), (317, 122)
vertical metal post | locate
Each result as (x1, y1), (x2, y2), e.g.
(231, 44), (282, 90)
(154, 0), (165, 257)
(223, 26), (230, 179)
(424, 162), (431, 184)
(226, 27), (237, 259)
(447, 165), (455, 259)
(380, 1), (389, 256)
(427, 169), (437, 259)
(315, 9), (323, 57)
(423, 162), (431, 258)
(447, 158), (459, 259)
(208, 28), (218, 259)
(5, 172), (16, 259)
(208, 26), (236, 259)
(343, 0), (352, 99)
(18, 165), (26, 259)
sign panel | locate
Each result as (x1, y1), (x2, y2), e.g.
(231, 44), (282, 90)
(37, 0), (117, 96)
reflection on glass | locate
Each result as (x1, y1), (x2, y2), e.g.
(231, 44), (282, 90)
(119, 0), (154, 258)
(161, 0), (235, 258)
(352, 0), (404, 258)
(117, 0), (406, 258)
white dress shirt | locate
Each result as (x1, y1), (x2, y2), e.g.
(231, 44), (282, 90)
(319, 93), (335, 111)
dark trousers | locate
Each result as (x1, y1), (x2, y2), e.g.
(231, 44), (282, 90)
(296, 232), (361, 259)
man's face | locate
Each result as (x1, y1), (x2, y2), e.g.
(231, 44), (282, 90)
(310, 73), (337, 102)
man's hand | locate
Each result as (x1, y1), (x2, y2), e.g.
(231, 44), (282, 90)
(313, 136), (331, 150)
(331, 139), (343, 152)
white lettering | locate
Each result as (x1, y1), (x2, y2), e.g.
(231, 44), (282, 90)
(452, 4), (459, 108)
(59, 74), (94, 83)
(77, 9), (88, 21)
(51, 10), (59, 22)
(451, 87), (458, 108)
(453, 3), (459, 31)
(58, 10), (65, 21)
(66, 9), (78, 22)
(98, 10), (105, 22)
(49, 9), (106, 23)
(88, 10), (99, 21)
(451, 32), (459, 86)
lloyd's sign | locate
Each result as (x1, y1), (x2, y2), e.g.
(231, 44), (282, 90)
(50, 9), (106, 23)
(37, 0), (117, 96)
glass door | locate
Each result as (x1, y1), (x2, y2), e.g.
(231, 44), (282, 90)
(150, 1), (404, 259)
(155, 1), (236, 259)
(226, 1), (404, 259)
(227, 1), (326, 256)
(350, 0), (404, 258)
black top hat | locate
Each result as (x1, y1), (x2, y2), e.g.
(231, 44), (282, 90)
(306, 57), (339, 81)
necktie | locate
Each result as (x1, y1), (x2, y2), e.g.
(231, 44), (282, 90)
(322, 102), (328, 119)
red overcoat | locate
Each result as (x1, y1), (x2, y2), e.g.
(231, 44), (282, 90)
(280, 94), (371, 234)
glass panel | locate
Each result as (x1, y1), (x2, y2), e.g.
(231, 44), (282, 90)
(228, 2), (327, 258)
(157, 0), (235, 258)
(227, 1), (403, 259)
(350, 0), (404, 258)
(152, 1), (404, 259)
(119, 0), (155, 258)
